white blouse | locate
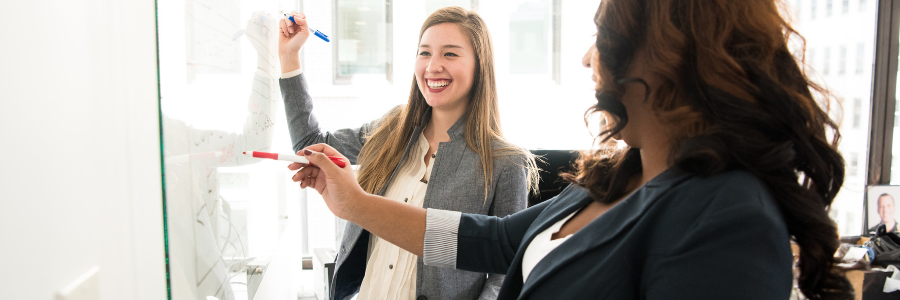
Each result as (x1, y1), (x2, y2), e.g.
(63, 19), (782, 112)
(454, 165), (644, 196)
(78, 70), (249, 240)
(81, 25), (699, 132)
(357, 132), (433, 300)
(520, 210), (579, 283)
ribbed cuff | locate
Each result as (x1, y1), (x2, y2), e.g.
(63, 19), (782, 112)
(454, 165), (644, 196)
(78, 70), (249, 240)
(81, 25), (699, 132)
(423, 208), (462, 269)
(281, 67), (303, 79)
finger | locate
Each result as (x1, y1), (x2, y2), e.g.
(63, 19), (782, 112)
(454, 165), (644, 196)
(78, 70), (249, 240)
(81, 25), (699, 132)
(298, 12), (306, 19)
(305, 149), (345, 173)
(302, 143), (349, 161)
(281, 14), (294, 34)
(287, 162), (308, 171)
(293, 17), (308, 33)
(302, 177), (316, 189)
(292, 164), (321, 182)
(279, 18), (289, 37)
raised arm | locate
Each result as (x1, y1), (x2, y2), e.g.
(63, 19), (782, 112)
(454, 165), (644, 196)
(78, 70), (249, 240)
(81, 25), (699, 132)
(278, 12), (379, 163)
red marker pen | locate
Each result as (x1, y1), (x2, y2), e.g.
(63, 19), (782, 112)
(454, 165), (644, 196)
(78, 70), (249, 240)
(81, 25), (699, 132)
(244, 151), (347, 168)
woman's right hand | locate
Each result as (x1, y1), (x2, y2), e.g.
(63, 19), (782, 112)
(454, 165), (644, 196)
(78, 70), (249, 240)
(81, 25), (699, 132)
(278, 12), (311, 72)
(289, 144), (367, 219)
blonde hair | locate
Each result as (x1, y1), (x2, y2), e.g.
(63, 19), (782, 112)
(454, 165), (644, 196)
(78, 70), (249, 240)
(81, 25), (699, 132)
(356, 6), (538, 202)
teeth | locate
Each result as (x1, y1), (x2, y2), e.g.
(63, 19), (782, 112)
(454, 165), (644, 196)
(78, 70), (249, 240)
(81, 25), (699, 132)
(427, 80), (449, 89)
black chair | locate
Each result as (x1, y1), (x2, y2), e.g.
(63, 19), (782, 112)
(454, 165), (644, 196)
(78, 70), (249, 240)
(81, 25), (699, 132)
(528, 150), (580, 207)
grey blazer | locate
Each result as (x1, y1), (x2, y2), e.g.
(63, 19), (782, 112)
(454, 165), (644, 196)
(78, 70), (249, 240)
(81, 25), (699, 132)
(280, 74), (530, 300)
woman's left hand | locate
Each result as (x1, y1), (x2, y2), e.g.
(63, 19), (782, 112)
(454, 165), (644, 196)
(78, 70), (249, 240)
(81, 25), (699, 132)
(289, 143), (366, 219)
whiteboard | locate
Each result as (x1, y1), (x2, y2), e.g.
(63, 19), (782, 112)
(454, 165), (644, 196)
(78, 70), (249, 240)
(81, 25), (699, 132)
(157, 0), (302, 299)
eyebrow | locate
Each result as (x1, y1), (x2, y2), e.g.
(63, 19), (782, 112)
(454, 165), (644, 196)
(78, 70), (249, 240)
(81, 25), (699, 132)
(419, 44), (465, 49)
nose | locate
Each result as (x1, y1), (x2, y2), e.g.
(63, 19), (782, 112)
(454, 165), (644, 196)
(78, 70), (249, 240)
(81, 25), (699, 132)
(426, 56), (443, 73)
(582, 44), (597, 69)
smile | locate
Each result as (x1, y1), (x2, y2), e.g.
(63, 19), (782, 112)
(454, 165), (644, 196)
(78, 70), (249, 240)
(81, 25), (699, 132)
(426, 78), (451, 92)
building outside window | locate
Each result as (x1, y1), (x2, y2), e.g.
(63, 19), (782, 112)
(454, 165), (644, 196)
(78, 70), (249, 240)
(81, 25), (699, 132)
(809, 48), (816, 70)
(333, 0), (392, 83)
(508, 0), (560, 83)
(857, 43), (865, 74)
(842, 0), (849, 14)
(811, 0), (817, 19)
(839, 45), (846, 75)
(787, 0), (876, 235)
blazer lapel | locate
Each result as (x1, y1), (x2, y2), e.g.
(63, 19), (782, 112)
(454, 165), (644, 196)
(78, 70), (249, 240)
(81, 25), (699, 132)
(517, 169), (692, 298)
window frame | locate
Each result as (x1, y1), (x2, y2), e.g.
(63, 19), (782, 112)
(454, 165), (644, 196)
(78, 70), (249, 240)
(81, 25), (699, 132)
(864, 0), (899, 233)
(868, 0), (898, 185)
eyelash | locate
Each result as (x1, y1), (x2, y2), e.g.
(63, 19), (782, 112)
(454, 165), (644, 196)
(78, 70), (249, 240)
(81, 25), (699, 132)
(418, 51), (459, 57)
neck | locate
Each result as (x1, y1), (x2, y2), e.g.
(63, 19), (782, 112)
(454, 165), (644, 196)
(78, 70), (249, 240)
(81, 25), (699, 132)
(424, 104), (466, 143)
(637, 140), (672, 186)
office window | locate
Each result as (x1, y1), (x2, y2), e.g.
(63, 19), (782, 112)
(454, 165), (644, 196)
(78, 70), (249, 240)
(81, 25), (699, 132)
(839, 45), (846, 75)
(857, 43), (865, 74)
(811, 0), (817, 19)
(509, 0), (557, 78)
(842, 0), (849, 14)
(787, 0), (876, 235)
(334, 0), (392, 83)
(426, 0), (473, 14)
(808, 48), (816, 72)
(860, 0), (867, 12)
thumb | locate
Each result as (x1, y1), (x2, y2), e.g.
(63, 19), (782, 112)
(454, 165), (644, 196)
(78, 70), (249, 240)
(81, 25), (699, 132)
(305, 150), (342, 173)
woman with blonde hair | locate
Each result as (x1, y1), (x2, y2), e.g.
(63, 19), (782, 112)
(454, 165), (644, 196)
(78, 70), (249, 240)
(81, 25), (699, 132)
(290, 0), (855, 299)
(278, 6), (537, 300)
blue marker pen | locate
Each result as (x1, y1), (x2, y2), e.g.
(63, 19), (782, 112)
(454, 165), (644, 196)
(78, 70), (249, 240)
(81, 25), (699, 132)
(284, 14), (330, 42)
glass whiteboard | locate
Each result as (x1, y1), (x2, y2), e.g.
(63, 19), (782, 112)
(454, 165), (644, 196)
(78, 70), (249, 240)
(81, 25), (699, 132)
(157, 0), (304, 299)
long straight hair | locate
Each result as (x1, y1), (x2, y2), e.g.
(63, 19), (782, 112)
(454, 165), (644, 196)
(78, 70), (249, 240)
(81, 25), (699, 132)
(562, 0), (852, 299)
(356, 6), (538, 200)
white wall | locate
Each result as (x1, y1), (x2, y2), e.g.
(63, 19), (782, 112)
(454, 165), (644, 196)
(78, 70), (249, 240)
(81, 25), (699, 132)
(0, 1), (166, 299)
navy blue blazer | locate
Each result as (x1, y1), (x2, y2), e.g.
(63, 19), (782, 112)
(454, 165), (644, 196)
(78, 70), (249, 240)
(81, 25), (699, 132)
(454, 169), (793, 299)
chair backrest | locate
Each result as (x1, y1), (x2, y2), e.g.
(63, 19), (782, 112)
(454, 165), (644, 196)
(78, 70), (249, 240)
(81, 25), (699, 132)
(528, 150), (579, 207)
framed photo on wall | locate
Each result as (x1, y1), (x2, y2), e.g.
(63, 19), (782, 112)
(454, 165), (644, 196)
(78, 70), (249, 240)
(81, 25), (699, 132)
(866, 185), (900, 235)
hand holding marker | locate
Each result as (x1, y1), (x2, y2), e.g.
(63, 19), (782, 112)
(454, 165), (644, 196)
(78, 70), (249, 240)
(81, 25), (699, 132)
(284, 13), (330, 42)
(245, 151), (347, 168)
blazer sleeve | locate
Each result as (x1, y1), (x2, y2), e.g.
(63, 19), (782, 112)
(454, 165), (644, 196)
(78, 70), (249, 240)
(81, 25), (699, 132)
(280, 74), (385, 164)
(477, 155), (530, 300)
(453, 196), (554, 275)
(641, 185), (793, 299)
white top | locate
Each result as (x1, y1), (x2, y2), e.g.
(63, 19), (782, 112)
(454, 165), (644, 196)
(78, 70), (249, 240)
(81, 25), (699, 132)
(357, 132), (434, 300)
(520, 210), (579, 283)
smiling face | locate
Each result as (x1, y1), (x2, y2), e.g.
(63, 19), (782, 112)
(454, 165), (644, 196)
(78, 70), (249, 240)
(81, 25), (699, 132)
(879, 194), (896, 224)
(415, 22), (477, 113)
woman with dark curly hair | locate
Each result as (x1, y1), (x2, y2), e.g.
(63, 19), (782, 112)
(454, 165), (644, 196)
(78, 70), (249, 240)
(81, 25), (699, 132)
(289, 0), (854, 299)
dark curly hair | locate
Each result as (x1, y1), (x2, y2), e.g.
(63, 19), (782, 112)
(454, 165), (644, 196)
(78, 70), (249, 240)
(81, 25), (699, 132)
(562, 0), (852, 299)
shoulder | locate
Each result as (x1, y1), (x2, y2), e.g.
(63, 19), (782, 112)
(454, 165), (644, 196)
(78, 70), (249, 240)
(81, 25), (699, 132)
(667, 170), (783, 227)
(488, 139), (532, 166)
(675, 170), (771, 204)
